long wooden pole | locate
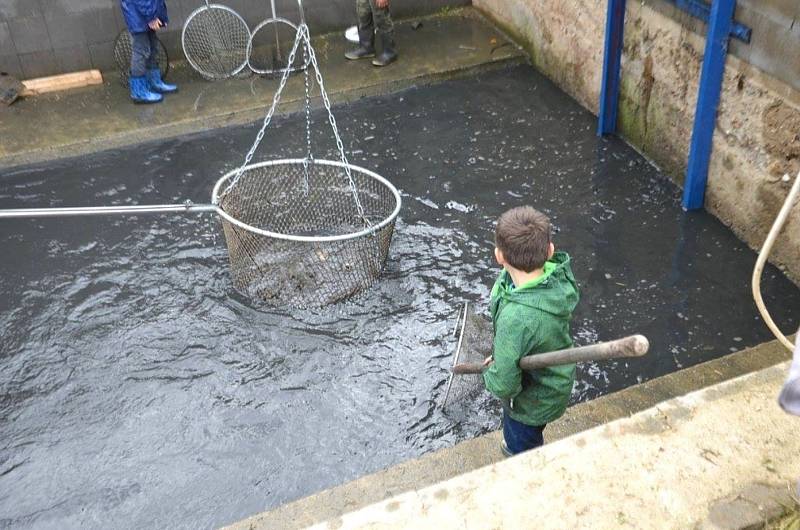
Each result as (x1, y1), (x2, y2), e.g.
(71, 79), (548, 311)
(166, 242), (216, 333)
(452, 335), (649, 375)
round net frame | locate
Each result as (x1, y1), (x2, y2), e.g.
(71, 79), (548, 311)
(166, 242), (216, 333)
(113, 30), (169, 87)
(182, 3), (251, 80)
(211, 22), (400, 308)
(212, 160), (399, 307)
(247, 18), (309, 75)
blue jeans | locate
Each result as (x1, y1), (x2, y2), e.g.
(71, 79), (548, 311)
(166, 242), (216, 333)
(503, 409), (546, 455)
(130, 30), (159, 77)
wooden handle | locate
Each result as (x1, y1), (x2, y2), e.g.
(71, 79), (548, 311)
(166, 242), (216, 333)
(452, 334), (649, 375)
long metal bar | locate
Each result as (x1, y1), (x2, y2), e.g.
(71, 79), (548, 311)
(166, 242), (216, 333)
(665, 0), (751, 43)
(682, 0), (736, 210)
(0, 202), (218, 219)
(442, 301), (468, 408)
(597, 0), (627, 136)
(270, 0), (281, 60)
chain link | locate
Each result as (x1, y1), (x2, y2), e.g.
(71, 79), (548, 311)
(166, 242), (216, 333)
(219, 23), (370, 228)
(301, 33), (313, 195)
(299, 25), (369, 225)
(217, 24), (305, 200)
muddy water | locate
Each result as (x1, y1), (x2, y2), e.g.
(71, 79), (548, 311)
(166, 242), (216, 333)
(1, 65), (799, 529)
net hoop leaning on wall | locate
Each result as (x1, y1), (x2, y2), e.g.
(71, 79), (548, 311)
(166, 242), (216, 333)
(182, 2), (251, 79)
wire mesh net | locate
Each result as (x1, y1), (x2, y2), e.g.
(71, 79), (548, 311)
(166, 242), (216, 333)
(213, 160), (398, 308)
(113, 30), (169, 87)
(443, 308), (494, 408)
(182, 5), (251, 79)
(248, 18), (307, 75)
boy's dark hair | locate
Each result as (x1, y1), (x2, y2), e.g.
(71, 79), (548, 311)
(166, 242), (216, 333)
(495, 206), (552, 273)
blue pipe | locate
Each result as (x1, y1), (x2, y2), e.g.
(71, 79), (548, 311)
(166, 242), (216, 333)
(597, 0), (627, 136)
(665, 0), (751, 43)
(682, 0), (736, 210)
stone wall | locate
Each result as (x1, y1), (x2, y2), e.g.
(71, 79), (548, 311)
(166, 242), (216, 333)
(0, 0), (468, 79)
(473, 0), (800, 283)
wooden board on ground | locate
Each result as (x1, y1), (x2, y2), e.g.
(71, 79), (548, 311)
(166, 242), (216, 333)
(21, 69), (103, 96)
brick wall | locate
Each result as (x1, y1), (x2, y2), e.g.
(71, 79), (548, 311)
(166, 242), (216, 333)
(0, 0), (468, 79)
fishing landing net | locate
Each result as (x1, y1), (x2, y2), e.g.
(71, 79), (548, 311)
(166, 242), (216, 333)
(442, 303), (494, 409)
(247, 0), (308, 75)
(0, 22), (401, 309)
(182, 1), (251, 79)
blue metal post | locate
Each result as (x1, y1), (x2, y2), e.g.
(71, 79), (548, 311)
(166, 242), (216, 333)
(682, 0), (736, 210)
(597, 0), (626, 136)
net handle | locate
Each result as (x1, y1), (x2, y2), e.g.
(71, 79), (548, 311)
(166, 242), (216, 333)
(0, 202), (218, 219)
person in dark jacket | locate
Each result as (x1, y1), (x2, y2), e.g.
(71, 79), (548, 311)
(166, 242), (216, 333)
(482, 206), (580, 456)
(120, 0), (177, 103)
(344, 0), (397, 66)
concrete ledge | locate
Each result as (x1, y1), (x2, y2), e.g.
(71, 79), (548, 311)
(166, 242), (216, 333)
(225, 339), (794, 530)
(0, 8), (524, 171)
(309, 362), (800, 529)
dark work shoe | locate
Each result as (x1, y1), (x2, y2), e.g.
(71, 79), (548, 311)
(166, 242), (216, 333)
(372, 34), (397, 67)
(501, 441), (513, 458)
(345, 45), (375, 60)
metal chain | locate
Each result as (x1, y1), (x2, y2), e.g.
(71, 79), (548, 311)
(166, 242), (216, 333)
(220, 23), (370, 228)
(217, 24), (305, 200)
(301, 33), (313, 195)
(300, 25), (369, 225)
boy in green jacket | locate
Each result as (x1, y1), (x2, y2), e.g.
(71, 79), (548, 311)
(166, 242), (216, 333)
(483, 206), (580, 456)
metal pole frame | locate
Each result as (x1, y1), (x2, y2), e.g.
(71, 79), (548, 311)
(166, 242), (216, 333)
(597, 0), (627, 136)
(682, 0), (736, 210)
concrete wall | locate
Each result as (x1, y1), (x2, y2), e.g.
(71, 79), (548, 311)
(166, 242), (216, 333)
(473, 0), (800, 283)
(0, 0), (469, 79)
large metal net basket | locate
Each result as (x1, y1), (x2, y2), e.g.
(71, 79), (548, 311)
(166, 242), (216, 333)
(212, 159), (400, 307)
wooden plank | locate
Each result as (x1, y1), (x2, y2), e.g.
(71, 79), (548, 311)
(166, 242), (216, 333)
(21, 69), (103, 96)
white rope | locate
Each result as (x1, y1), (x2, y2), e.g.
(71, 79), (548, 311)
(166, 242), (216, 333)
(751, 171), (800, 352)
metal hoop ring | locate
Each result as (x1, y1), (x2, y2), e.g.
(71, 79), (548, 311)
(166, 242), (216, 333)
(247, 17), (309, 75)
(181, 4), (251, 80)
(211, 159), (402, 243)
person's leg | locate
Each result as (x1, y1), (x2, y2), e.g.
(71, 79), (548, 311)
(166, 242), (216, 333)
(344, 0), (375, 60)
(129, 31), (162, 103)
(371, 0), (396, 66)
(502, 409), (545, 456)
(145, 30), (177, 93)
(130, 31), (150, 78)
(145, 30), (159, 70)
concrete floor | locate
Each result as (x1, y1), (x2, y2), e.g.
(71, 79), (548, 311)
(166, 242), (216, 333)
(225, 337), (796, 530)
(304, 360), (800, 530)
(0, 8), (522, 170)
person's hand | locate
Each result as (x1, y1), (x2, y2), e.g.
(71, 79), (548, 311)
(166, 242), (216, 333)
(148, 18), (163, 31)
(376, 0), (389, 8)
(482, 356), (494, 367)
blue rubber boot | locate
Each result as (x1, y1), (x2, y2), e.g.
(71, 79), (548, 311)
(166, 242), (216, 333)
(129, 75), (162, 104)
(146, 68), (177, 94)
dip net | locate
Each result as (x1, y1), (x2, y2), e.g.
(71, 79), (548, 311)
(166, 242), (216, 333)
(212, 22), (400, 308)
(442, 305), (494, 408)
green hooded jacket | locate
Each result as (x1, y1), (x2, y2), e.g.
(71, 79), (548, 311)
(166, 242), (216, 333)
(482, 251), (580, 426)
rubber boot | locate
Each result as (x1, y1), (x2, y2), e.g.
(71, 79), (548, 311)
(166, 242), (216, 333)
(372, 33), (397, 67)
(129, 75), (162, 104)
(146, 68), (177, 94)
(344, 29), (375, 60)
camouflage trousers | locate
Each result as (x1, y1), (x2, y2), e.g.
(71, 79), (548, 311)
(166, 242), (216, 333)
(356, 0), (394, 38)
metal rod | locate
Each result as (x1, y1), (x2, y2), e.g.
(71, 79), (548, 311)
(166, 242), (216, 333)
(270, 0), (281, 61)
(452, 335), (649, 375)
(442, 301), (468, 407)
(665, 0), (751, 43)
(0, 202), (218, 219)
(682, 0), (735, 210)
(597, 0), (626, 136)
